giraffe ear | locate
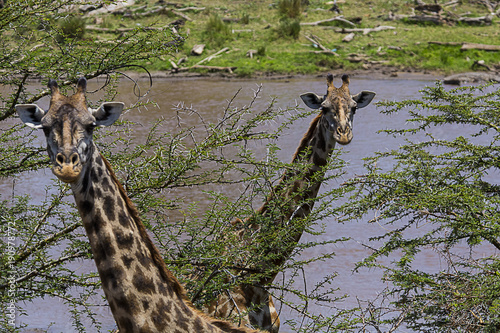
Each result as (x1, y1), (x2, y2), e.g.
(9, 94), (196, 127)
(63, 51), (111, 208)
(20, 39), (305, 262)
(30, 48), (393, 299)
(16, 104), (46, 129)
(352, 91), (376, 109)
(300, 93), (324, 109)
(91, 102), (124, 127)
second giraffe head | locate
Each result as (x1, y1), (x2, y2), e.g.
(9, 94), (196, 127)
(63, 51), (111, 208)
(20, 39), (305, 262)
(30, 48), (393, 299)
(301, 74), (375, 145)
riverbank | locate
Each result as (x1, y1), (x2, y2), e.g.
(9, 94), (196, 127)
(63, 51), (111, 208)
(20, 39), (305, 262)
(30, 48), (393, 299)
(79, 0), (500, 78)
(113, 66), (500, 87)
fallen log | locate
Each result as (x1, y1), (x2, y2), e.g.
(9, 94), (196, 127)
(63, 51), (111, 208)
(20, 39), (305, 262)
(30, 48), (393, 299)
(86, 25), (169, 33)
(428, 41), (463, 46)
(458, 15), (493, 25)
(304, 34), (339, 55)
(443, 72), (500, 85)
(195, 47), (230, 65)
(329, 25), (396, 35)
(301, 16), (356, 27)
(461, 43), (500, 51)
(342, 33), (355, 42)
(177, 65), (237, 73)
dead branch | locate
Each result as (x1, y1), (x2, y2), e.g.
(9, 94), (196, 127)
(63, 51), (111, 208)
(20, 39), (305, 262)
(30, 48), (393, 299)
(300, 15), (356, 27)
(118, 6), (192, 21)
(176, 6), (205, 12)
(329, 25), (396, 35)
(461, 43), (500, 51)
(304, 34), (339, 56)
(86, 25), (169, 33)
(177, 65), (237, 74)
(195, 47), (231, 66)
(428, 41), (463, 46)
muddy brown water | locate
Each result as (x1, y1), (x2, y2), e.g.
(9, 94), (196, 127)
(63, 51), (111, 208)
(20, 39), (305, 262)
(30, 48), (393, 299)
(2, 76), (498, 332)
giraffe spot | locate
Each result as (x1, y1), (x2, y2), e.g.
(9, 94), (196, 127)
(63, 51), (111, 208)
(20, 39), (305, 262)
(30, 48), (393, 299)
(121, 254), (134, 269)
(174, 305), (190, 330)
(132, 270), (156, 295)
(152, 299), (170, 331)
(313, 152), (327, 166)
(92, 213), (106, 236)
(101, 266), (123, 291)
(102, 176), (112, 192)
(95, 187), (103, 199)
(88, 186), (95, 198)
(194, 317), (205, 332)
(317, 128), (326, 151)
(91, 167), (99, 183)
(114, 228), (135, 249)
(81, 200), (93, 214)
(81, 169), (90, 194)
(108, 298), (117, 314)
(136, 251), (153, 271)
(118, 212), (131, 228)
(118, 316), (134, 332)
(156, 279), (172, 297)
(103, 195), (116, 220)
(113, 292), (135, 316)
(142, 300), (150, 311)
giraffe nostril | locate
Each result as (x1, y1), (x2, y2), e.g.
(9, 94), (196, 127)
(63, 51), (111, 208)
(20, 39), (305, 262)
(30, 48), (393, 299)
(70, 153), (79, 165)
(56, 153), (65, 166)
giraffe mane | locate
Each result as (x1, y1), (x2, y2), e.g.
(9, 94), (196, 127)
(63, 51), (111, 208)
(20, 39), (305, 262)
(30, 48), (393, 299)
(99, 153), (187, 298)
(99, 153), (258, 331)
(291, 113), (322, 163)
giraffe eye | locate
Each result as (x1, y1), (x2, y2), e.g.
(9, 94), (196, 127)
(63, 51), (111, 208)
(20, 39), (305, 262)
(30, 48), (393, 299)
(86, 122), (97, 131)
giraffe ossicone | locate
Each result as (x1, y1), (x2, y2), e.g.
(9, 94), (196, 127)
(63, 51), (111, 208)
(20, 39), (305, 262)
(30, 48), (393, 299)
(16, 78), (261, 333)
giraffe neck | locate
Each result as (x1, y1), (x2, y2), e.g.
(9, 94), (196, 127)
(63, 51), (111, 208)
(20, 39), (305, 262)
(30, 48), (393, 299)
(254, 113), (337, 282)
(261, 113), (336, 224)
(71, 143), (255, 333)
(209, 114), (337, 331)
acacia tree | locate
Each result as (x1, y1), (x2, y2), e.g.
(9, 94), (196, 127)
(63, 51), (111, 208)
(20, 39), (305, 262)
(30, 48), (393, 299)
(339, 83), (500, 332)
(0, 1), (359, 332)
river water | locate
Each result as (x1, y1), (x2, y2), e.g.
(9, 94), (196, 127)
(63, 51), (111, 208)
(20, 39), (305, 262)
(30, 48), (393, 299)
(2, 75), (498, 332)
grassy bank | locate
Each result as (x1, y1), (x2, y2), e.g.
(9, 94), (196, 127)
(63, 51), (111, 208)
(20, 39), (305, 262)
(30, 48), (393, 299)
(84, 0), (500, 76)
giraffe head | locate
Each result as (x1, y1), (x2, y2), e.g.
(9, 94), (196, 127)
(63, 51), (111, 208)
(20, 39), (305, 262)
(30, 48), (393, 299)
(300, 74), (375, 145)
(16, 78), (124, 183)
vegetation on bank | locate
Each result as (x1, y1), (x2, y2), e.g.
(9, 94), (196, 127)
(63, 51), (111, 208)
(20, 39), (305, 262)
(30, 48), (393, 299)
(71, 0), (499, 76)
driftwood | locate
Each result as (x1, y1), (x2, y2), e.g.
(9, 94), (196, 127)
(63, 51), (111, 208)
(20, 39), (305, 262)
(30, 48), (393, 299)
(428, 41), (463, 46)
(342, 33), (355, 42)
(472, 60), (493, 71)
(177, 65), (237, 73)
(117, 6), (192, 21)
(329, 25), (396, 35)
(301, 16), (356, 27)
(458, 14), (493, 25)
(195, 47), (230, 65)
(429, 42), (500, 51)
(176, 6), (205, 12)
(191, 44), (205, 56)
(304, 34), (339, 56)
(86, 25), (169, 33)
(386, 7), (493, 25)
(461, 43), (500, 51)
(443, 72), (500, 85)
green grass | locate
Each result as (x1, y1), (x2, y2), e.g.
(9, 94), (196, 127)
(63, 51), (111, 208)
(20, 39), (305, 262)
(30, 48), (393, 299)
(85, 0), (500, 76)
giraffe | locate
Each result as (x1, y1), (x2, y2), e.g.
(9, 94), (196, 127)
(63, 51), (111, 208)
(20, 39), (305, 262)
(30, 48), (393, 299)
(15, 78), (262, 333)
(204, 74), (376, 332)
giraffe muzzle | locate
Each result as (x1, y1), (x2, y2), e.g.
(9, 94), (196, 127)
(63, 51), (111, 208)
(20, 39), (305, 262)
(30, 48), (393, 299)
(52, 152), (82, 183)
(335, 126), (352, 145)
